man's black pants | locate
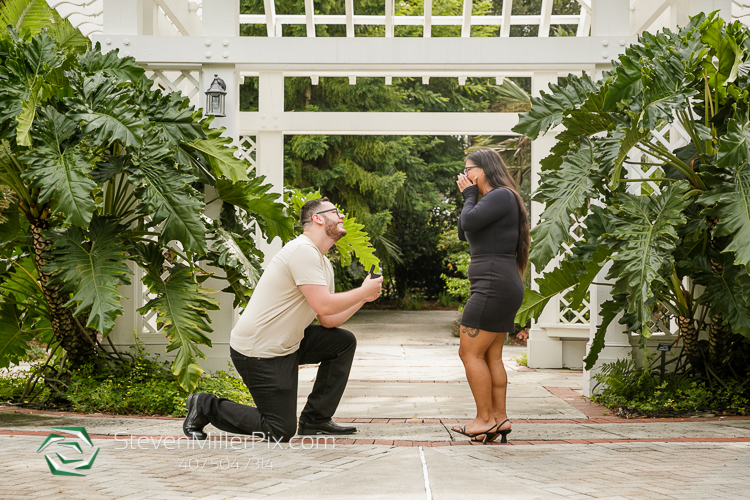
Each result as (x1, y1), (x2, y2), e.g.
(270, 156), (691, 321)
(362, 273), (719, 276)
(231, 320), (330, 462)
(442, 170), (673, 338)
(195, 325), (356, 441)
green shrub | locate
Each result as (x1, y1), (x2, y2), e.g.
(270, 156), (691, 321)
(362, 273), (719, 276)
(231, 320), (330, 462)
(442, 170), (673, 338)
(1, 346), (254, 417)
(592, 357), (750, 416)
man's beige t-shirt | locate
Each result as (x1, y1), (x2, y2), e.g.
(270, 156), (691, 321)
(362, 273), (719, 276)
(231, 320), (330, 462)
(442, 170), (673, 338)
(230, 235), (335, 358)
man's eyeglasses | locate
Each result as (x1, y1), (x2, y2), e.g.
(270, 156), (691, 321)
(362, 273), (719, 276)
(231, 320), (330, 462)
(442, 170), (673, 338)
(315, 208), (344, 218)
(464, 165), (481, 175)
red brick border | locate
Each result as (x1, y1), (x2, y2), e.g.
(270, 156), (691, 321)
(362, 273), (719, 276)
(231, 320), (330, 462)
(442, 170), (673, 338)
(2, 430), (749, 447)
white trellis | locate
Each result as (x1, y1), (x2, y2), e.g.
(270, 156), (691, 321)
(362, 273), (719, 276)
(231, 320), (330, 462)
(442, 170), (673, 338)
(51, 0), (736, 390)
(237, 135), (257, 174)
(145, 69), (202, 108)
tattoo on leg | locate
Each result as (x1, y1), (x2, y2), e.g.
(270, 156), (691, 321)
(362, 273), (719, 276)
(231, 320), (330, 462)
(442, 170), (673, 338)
(465, 327), (480, 338)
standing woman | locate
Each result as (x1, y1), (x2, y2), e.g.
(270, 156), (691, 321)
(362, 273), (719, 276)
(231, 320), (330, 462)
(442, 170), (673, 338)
(451, 148), (530, 444)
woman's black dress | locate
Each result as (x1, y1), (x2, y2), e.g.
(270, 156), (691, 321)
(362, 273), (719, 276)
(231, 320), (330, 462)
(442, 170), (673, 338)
(458, 184), (524, 333)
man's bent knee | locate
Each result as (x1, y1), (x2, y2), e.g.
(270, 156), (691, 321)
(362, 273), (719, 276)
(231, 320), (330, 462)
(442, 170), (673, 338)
(266, 419), (298, 443)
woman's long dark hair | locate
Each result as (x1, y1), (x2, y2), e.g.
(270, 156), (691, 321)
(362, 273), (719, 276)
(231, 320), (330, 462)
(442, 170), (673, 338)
(465, 148), (530, 275)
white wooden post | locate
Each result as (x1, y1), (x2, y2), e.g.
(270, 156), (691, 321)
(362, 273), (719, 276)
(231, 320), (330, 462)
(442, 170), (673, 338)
(255, 71), (286, 260)
(581, 0), (632, 394)
(527, 71), (564, 369)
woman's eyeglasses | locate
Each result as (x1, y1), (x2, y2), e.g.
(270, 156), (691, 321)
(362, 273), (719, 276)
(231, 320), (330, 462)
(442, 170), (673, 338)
(464, 165), (481, 175)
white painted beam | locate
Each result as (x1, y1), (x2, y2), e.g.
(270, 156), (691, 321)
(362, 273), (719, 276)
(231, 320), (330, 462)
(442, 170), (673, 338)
(461, 0), (472, 37)
(538, 0), (554, 37)
(345, 0), (354, 36)
(240, 111), (521, 135)
(94, 35), (636, 69)
(423, 0), (432, 37)
(591, 0), (630, 36)
(500, 0), (513, 36)
(630, 0), (676, 34)
(304, 0), (316, 37)
(385, 0), (395, 37)
(263, 0), (277, 36)
(203, 0), (240, 37)
(154, 0), (201, 36)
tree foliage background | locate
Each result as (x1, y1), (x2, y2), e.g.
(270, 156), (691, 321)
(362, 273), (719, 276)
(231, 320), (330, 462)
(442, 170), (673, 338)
(237, 0), (579, 298)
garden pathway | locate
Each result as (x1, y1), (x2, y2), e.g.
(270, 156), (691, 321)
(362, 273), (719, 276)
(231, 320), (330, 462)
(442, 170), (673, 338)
(3, 310), (750, 499)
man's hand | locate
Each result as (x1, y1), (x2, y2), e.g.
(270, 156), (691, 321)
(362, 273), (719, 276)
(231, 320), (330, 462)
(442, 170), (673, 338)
(361, 273), (383, 302)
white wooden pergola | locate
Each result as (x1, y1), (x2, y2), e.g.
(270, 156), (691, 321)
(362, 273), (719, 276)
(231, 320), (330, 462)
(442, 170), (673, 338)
(52, 0), (736, 394)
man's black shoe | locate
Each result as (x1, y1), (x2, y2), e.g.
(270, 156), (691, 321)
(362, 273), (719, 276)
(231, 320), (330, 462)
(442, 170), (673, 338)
(183, 393), (208, 440)
(297, 418), (357, 435)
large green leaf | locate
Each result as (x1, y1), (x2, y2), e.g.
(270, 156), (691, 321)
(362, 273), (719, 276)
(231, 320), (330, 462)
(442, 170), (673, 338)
(185, 124), (248, 182)
(7, 30), (64, 146)
(716, 118), (750, 168)
(515, 244), (610, 327)
(216, 178), (294, 243)
(604, 181), (691, 337)
(604, 125), (651, 188)
(141, 91), (204, 146)
(211, 227), (260, 288)
(66, 72), (145, 148)
(0, 300), (36, 369)
(639, 59), (696, 131)
(15, 79), (41, 147)
(138, 262), (219, 392)
(126, 141), (207, 253)
(44, 215), (132, 335)
(603, 55), (643, 112)
(690, 255), (750, 337)
(513, 74), (600, 140)
(700, 16), (745, 97)
(0, 0), (56, 36)
(335, 216), (379, 270)
(583, 299), (627, 370)
(529, 139), (598, 269)
(700, 161), (750, 271)
(20, 107), (96, 227)
(77, 46), (145, 82)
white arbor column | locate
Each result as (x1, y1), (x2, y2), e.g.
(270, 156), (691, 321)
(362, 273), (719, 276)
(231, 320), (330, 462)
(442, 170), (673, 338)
(582, 262), (632, 396)
(103, 0), (156, 35)
(255, 71), (286, 260)
(580, 0), (633, 392)
(527, 71), (564, 369)
(200, 0), (241, 370)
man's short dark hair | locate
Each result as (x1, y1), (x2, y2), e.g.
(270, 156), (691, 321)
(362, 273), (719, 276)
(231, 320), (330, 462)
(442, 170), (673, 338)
(300, 197), (330, 229)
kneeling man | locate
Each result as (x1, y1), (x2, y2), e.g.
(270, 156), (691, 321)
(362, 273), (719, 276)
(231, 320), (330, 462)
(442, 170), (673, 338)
(183, 197), (382, 441)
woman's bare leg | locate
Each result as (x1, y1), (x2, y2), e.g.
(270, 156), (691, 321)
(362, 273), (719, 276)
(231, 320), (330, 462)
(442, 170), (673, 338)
(485, 332), (511, 431)
(453, 325), (500, 436)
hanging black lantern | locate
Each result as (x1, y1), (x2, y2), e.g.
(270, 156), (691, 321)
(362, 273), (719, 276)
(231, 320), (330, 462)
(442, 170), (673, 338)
(205, 74), (227, 117)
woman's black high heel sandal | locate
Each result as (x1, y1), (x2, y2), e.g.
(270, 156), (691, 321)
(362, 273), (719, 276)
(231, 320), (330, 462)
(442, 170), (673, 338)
(451, 423), (498, 440)
(486, 419), (512, 444)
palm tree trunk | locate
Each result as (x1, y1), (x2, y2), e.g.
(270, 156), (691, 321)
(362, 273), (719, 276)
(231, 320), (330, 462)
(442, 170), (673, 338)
(30, 219), (97, 366)
(678, 315), (700, 363)
(709, 314), (731, 369)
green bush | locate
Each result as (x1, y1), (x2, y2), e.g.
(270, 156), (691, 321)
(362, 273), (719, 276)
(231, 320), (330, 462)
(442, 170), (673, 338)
(1, 346), (254, 418)
(592, 357), (750, 416)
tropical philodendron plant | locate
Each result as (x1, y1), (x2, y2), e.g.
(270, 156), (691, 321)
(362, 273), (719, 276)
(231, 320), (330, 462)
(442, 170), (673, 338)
(513, 12), (750, 380)
(0, 28), (296, 393)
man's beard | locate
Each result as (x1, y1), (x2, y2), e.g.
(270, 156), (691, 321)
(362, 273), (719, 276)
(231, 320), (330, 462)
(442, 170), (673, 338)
(324, 217), (346, 241)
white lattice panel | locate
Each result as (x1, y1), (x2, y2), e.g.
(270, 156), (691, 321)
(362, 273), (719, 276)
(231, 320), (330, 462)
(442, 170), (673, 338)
(624, 119), (691, 196)
(237, 135), (257, 174)
(559, 290), (591, 324)
(145, 69), (201, 108)
(557, 213), (590, 325)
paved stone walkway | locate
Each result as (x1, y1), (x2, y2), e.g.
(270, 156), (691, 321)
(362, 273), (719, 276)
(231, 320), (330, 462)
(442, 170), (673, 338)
(3, 310), (750, 499)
